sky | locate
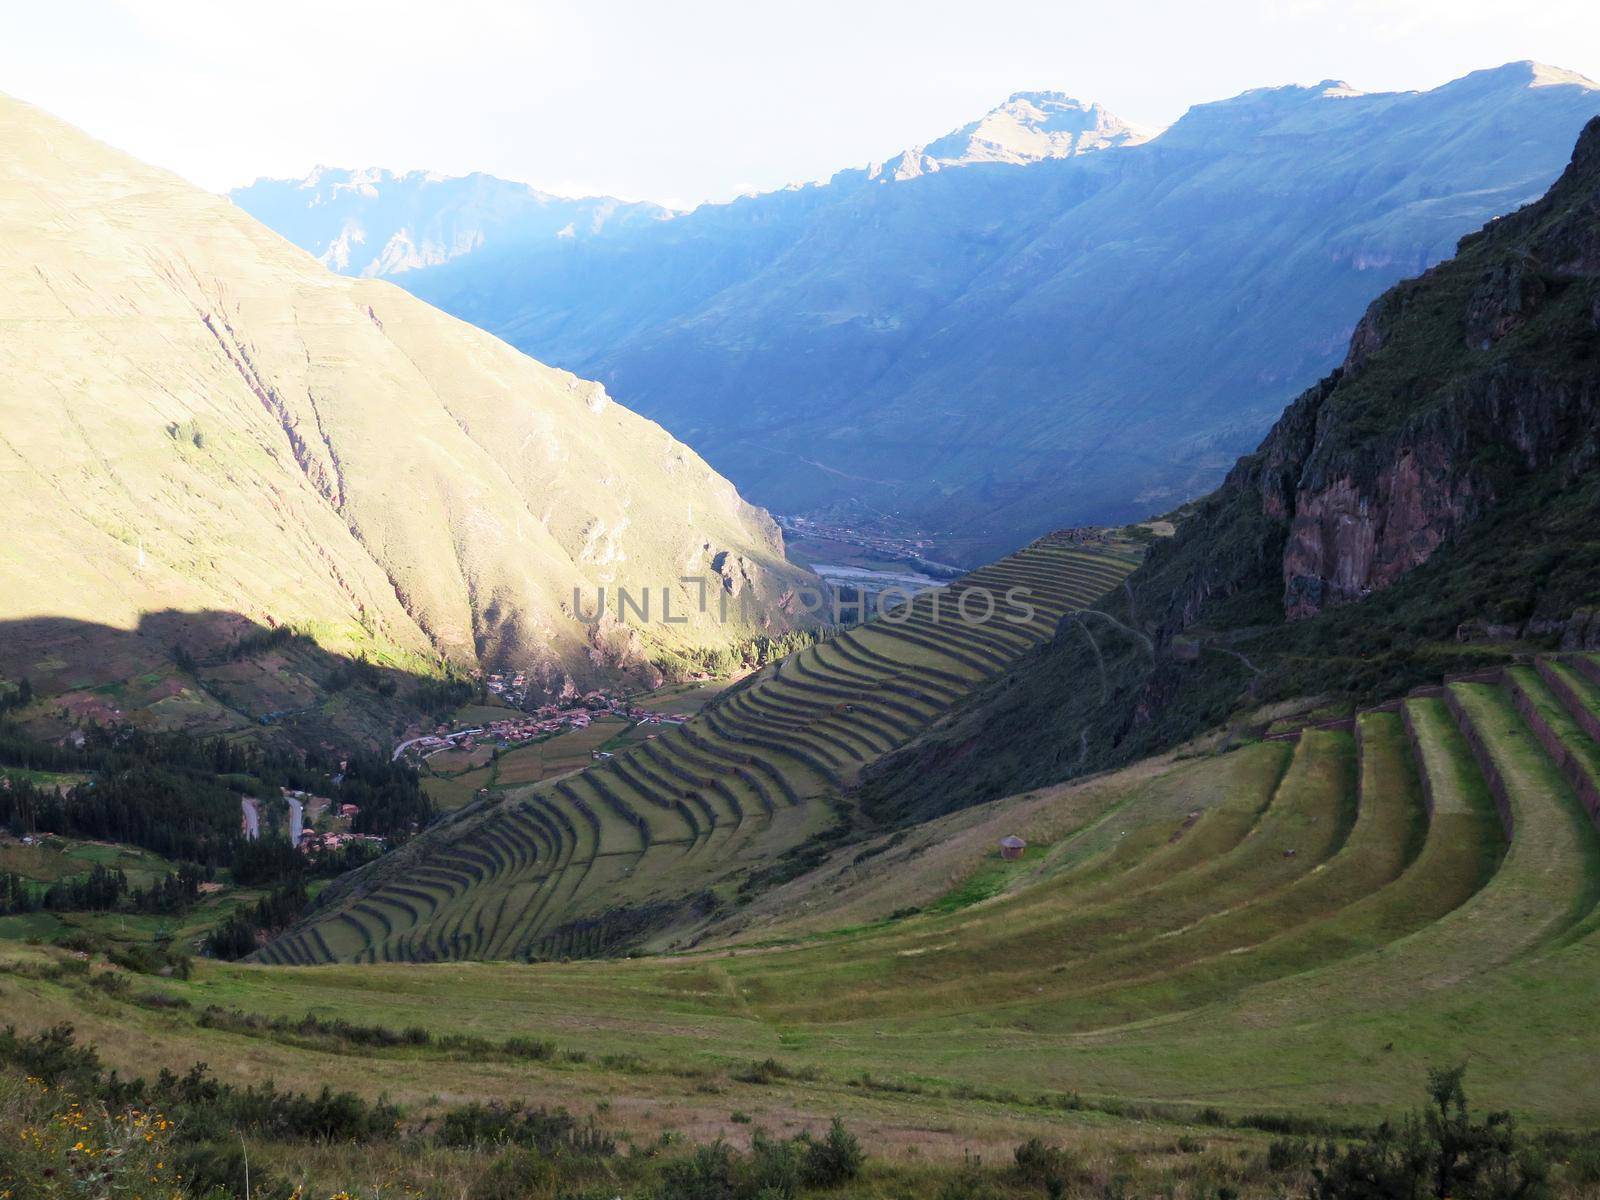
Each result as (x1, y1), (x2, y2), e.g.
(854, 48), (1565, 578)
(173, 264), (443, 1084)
(5, 0), (1600, 208)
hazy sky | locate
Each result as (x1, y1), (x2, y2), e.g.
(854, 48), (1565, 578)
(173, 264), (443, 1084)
(6, 0), (1600, 207)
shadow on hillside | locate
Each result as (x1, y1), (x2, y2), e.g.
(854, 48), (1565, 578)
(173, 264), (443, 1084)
(0, 610), (460, 755)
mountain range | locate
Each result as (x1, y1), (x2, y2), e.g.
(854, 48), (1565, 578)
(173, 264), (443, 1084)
(231, 168), (673, 279)
(0, 92), (808, 706)
(236, 62), (1600, 563)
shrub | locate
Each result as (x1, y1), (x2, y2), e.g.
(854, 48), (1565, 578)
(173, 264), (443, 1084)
(1544, 1130), (1600, 1187)
(801, 1117), (864, 1188)
(733, 1058), (817, 1085)
(0, 1023), (103, 1086)
(655, 1141), (738, 1200)
(440, 1100), (614, 1158)
(0, 1073), (190, 1198)
(1014, 1136), (1074, 1187)
(1308, 1065), (1549, 1200)
(132, 990), (191, 1009)
(470, 1147), (563, 1200)
(748, 1130), (805, 1196)
(937, 1151), (1000, 1200)
(501, 1035), (557, 1060)
(1267, 1137), (1315, 1175)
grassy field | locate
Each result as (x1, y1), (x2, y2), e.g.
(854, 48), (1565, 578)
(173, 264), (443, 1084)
(0, 836), (182, 889)
(0, 765), (88, 791)
(419, 716), (636, 810)
(626, 679), (734, 715)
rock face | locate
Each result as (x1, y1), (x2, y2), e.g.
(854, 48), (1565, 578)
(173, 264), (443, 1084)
(0, 93), (810, 695)
(1240, 118), (1600, 620)
(240, 63), (1600, 564)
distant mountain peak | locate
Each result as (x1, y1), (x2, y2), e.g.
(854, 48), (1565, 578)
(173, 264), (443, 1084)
(870, 91), (1156, 182)
(1518, 61), (1598, 89)
(1315, 79), (1364, 98)
(1436, 60), (1600, 96)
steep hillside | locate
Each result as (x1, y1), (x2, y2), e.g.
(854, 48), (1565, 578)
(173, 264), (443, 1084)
(865, 115), (1600, 825)
(231, 167), (671, 278)
(0, 93), (809, 705)
(267, 534), (1139, 963)
(241, 64), (1600, 563)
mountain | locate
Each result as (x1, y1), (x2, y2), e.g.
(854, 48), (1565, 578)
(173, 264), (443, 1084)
(229, 167), (671, 278)
(864, 114), (1600, 824)
(866, 90), (1155, 180)
(0, 93), (809, 706)
(238, 63), (1600, 565)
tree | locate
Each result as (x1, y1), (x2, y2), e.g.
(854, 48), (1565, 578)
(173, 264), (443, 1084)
(1308, 1065), (1548, 1200)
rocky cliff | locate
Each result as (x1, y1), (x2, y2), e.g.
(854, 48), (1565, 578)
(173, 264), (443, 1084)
(1267, 117), (1600, 620)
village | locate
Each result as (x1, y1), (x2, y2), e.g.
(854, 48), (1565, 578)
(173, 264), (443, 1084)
(240, 788), (386, 856)
(392, 674), (693, 765)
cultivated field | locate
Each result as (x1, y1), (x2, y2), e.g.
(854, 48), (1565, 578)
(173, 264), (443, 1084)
(264, 534), (1143, 965)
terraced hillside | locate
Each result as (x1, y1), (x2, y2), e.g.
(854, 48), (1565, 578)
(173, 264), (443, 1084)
(262, 533), (1142, 964)
(26, 648), (1600, 1179)
(715, 655), (1600, 1040)
(695, 653), (1600, 1129)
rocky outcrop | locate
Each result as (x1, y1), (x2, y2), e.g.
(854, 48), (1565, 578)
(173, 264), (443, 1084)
(1269, 118), (1600, 619)
(1463, 256), (1548, 347)
(1275, 366), (1585, 618)
(1127, 115), (1600, 638)
(1456, 608), (1600, 648)
(1563, 610), (1600, 650)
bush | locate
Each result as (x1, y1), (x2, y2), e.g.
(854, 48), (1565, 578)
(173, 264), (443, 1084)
(1267, 1136), (1316, 1175)
(655, 1141), (738, 1200)
(733, 1058), (817, 1085)
(801, 1116), (864, 1187)
(747, 1130), (804, 1195)
(501, 1035), (557, 1060)
(1309, 1065), (1549, 1200)
(469, 1147), (563, 1200)
(0, 1023), (104, 1086)
(1544, 1130), (1600, 1187)
(0, 1072), (190, 1198)
(1014, 1136), (1074, 1188)
(440, 1100), (614, 1158)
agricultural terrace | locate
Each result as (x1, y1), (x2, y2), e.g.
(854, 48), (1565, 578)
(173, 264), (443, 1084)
(265, 532), (1142, 964)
